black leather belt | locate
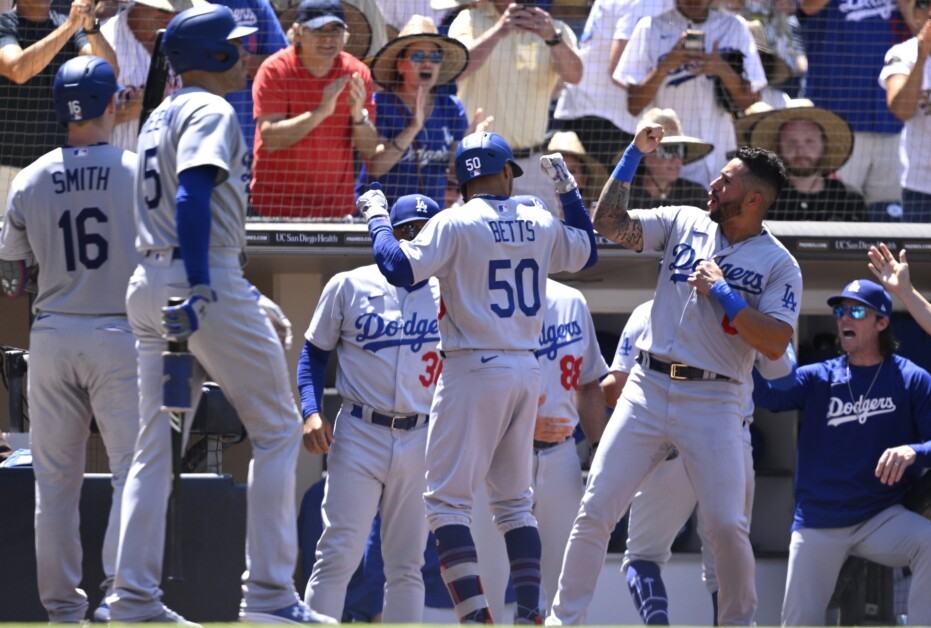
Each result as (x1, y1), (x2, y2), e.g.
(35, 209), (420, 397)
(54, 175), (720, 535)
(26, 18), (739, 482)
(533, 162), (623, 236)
(534, 436), (572, 451)
(145, 248), (183, 260)
(351, 404), (427, 431)
(637, 352), (730, 382)
(510, 143), (547, 159)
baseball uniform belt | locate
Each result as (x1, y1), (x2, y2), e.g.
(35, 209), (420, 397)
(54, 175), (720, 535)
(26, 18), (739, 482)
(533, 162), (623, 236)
(510, 142), (548, 159)
(350, 404), (428, 431)
(638, 352), (731, 382)
(534, 436), (573, 451)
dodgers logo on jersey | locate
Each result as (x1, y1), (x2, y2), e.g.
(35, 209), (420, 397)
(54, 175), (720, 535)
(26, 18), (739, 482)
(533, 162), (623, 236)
(668, 244), (764, 295)
(826, 395), (896, 427)
(355, 312), (440, 353)
(535, 320), (584, 361)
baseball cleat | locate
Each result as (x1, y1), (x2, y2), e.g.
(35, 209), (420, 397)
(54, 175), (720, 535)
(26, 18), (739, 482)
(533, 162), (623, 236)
(239, 600), (337, 624)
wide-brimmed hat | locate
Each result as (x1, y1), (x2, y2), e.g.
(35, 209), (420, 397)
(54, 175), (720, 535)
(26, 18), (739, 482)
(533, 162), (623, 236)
(635, 108), (714, 165)
(747, 98), (854, 174)
(747, 20), (791, 87)
(134, 0), (206, 12)
(370, 15), (468, 89)
(546, 131), (608, 199)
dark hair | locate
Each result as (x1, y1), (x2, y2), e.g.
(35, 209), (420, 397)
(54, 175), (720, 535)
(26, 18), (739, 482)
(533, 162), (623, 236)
(734, 145), (787, 206)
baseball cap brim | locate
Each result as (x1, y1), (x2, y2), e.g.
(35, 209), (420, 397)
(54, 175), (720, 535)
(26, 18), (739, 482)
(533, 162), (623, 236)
(509, 159), (524, 178)
(827, 293), (876, 308)
(302, 14), (348, 29)
(229, 24), (259, 39)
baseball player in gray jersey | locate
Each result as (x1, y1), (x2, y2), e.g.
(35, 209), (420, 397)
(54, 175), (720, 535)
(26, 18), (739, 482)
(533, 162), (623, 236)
(112, 5), (330, 624)
(299, 194), (443, 622)
(358, 131), (598, 623)
(0, 56), (138, 625)
(548, 126), (802, 625)
(603, 299), (795, 625)
(533, 277), (609, 613)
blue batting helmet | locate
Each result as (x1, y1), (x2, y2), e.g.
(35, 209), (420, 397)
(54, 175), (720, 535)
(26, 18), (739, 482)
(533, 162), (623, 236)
(389, 194), (442, 227)
(454, 132), (524, 189)
(163, 4), (257, 75)
(53, 56), (120, 124)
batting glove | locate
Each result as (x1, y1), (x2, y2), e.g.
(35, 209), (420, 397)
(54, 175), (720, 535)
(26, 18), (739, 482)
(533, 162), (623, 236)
(250, 286), (293, 350)
(356, 186), (390, 222)
(161, 284), (217, 340)
(540, 152), (579, 195)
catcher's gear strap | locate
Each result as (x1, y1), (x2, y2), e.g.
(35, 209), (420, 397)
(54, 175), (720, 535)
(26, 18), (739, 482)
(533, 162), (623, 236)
(0, 259), (28, 298)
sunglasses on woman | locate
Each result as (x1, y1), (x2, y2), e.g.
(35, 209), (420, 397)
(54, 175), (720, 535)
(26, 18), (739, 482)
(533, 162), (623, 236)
(408, 50), (444, 64)
(655, 144), (686, 160)
(832, 305), (870, 319)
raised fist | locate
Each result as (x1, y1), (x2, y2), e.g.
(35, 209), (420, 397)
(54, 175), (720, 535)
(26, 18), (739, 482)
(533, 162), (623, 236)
(540, 152), (578, 194)
(356, 185), (389, 222)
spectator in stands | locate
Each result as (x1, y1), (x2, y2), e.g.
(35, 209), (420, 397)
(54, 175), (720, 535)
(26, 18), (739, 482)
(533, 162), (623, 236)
(449, 0), (583, 211)
(628, 108), (713, 209)
(880, 0), (931, 223)
(615, 0), (765, 187)
(546, 130), (608, 210)
(745, 19), (792, 108)
(382, 0), (449, 38)
(213, 0), (287, 156)
(0, 0), (118, 213)
(251, 0), (379, 219)
(741, 0), (807, 97)
(101, 0), (200, 151)
(748, 99), (867, 221)
(798, 0), (905, 220)
(355, 15), (469, 205)
(272, 0), (388, 61)
(553, 0), (669, 171)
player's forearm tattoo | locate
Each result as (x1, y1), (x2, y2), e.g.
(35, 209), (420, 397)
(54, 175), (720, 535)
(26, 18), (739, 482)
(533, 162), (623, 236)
(592, 178), (643, 250)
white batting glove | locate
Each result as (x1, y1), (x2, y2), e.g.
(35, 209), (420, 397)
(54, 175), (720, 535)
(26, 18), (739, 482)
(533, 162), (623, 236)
(540, 152), (579, 195)
(356, 186), (389, 222)
(161, 284), (217, 340)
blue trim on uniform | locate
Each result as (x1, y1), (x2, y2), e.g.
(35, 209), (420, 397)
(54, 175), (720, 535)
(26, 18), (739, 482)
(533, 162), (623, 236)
(297, 340), (331, 419)
(176, 165), (217, 287)
(560, 188), (598, 269)
(369, 219), (414, 287)
(611, 144), (644, 183)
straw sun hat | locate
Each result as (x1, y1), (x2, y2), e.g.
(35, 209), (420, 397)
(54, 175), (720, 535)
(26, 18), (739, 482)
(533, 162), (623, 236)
(635, 108), (714, 165)
(743, 99), (854, 174)
(369, 15), (468, 89)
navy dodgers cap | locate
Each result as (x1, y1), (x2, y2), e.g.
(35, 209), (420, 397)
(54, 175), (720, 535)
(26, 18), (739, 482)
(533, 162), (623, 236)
(389, 194), (441, 227)
(827, 279), (892, 317)
(295, 0), (346, 29)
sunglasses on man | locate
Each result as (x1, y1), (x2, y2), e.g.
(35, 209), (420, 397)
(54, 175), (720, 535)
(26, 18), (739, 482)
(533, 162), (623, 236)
(832, 304), (871, 320)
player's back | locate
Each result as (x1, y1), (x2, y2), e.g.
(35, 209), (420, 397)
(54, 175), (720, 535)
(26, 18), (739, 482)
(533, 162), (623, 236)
(403, 197), (591, 351)
(6, 144), (139, 314)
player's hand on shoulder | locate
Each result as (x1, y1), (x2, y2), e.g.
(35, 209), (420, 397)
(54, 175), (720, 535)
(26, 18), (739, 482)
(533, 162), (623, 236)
(302, 413), (334, 454)
(634, 123), (664, 154)
(357, 184), (390, 222)
(540, 152), (579, 195)
(161, 284), (217, 340)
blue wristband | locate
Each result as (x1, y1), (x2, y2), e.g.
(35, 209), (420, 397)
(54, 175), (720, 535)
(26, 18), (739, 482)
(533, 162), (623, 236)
(710, 279), (748, 321)
(610, 144), (644, 183)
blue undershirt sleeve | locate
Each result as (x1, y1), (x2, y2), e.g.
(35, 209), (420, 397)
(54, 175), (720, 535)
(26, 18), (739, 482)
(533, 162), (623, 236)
(368, 219), (414, 286)
(176, 165), (218, 287)
(297, 339), (331, 419)
(559, 188), (598, 269)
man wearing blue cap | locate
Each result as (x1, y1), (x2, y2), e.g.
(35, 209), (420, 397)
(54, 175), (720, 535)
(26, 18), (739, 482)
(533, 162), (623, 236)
(752, 278), (931, 626)
(299, 194), (444, 622)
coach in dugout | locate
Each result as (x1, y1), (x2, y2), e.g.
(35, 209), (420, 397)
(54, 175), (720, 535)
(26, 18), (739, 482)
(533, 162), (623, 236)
(752, 278), (931, 626)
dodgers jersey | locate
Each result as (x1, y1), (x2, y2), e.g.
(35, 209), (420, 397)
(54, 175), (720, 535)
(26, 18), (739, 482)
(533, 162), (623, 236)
(753, 354), (931, 530)
(636, 205), (802, 382)
(400, 197), (592, 352)
(306, 265), (442, 415)
(135, 86), (251, 254)
(536, 280), (609, 428)
(0, 144), (139, 314)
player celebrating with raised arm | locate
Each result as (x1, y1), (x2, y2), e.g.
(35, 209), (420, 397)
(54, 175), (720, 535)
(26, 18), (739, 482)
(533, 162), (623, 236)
(752, 279), (931, 626)
(299, 194), (443, 622)
(0, 56), (139, 625)
(111, 5), (332, 624)
(548, 124), (802, 626)
(357, 131), (597, 624)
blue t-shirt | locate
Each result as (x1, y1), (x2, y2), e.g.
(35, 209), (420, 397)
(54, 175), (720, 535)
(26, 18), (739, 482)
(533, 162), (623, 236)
(753, 354), (931, 531)
(212, 0), (287, 155)
(798, 0), (904, 134)
(356, 91), (468, 205)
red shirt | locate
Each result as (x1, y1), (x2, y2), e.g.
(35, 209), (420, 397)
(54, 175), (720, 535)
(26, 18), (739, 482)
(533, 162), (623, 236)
(251, 47), (374, 219)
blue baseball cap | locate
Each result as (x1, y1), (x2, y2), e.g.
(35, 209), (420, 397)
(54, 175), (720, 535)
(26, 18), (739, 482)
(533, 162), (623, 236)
(295, 0), (346, 29)
(827, 279), (892, 317)
(389, 194), (442, 227)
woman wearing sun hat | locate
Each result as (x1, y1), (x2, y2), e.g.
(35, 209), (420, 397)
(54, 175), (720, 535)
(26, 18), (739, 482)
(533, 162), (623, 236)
(628, 108), (714, 210)
(355, 14), (470, 205)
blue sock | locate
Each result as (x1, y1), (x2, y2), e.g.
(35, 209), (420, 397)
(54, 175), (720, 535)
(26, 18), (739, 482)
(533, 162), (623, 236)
(711, 590), (719, 626)
(626, 560), (669, 625)
(503, 526), (543, 622)
(434, 525), (492, 623)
